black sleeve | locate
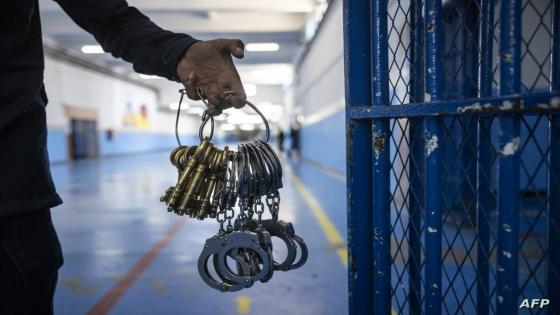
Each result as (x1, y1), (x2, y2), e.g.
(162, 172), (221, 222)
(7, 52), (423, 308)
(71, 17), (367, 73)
(53, 0), (198, 82)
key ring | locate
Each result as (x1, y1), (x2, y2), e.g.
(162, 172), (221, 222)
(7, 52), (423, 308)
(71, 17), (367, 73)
(199, 110), (215, 142)
(196, 87), (215, 142)
(175, 88), (271, 145)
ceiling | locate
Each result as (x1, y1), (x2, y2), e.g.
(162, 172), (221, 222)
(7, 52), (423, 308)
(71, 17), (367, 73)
(39, 0), (320, 130)
(39, 0), (314, 70)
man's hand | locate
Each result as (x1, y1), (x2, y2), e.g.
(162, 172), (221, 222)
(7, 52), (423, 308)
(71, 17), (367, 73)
(177, 39), (246, 116)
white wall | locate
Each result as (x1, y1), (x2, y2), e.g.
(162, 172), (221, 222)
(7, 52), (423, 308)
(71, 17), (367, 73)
(295, 0), (345, 119)
(293, 0), (346, 173)
(43, 55), (200, 136)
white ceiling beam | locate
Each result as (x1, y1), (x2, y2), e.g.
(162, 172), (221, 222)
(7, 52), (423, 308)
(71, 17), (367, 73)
(40, 0), (315, 13)
(41, 11), (307, 34)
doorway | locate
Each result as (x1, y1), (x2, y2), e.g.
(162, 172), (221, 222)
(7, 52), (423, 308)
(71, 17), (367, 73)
(70, 118), (99, 159)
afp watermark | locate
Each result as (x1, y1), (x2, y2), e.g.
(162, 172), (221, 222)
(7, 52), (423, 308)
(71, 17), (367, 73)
(519, 299), (550, 309)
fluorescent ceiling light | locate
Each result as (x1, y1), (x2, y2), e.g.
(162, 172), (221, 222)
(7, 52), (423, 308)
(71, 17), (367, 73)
(237, 64), (293, 85)
(250, 70), (292, 85)
(243, 83), (257, 97)
(139, 74), (161, 80)
(169, 102), (190, 110)
(246, 43), (279, 52)
(227, 114), (262, 125)
(187, 107), (205, 115)
(258, 103), (284, 123)
(220, 123), (236, 131)
(81, 45), (104, 54)
(240, 124), (256, 131)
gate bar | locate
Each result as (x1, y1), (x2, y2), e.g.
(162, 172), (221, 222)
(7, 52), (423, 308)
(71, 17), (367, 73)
(549, 118), (560, 315)
(497, 0), (521, 312)
(348, 93), (560, 119)
(548, 0), (560, 312)
(408, 0), (424, 313)
(424, 0), (444, 313)
(370, 0), (391, 313)
(343, 0), (374, 314)
(476, 0), (495, 314)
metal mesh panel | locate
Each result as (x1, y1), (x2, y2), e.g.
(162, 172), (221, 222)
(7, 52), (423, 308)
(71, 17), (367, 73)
(442, 0), (482, 100)
(386, 114), (559, 314)
(517, 114), (555, 315)
(520, 0), (554, 94)
(388, 0), (413, 105)
(384, 0), (558, 313)
(493, 0), (555, 95)
(388, 117), (428, 314)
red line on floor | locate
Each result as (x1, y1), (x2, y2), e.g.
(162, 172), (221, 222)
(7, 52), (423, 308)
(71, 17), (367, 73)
(86, 217), (188, 315)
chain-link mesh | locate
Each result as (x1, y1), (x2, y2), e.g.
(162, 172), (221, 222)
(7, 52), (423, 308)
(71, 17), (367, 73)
(387, 113), (559, 314)
(388, 0), (413, 105)
(385, 0), (558, 313)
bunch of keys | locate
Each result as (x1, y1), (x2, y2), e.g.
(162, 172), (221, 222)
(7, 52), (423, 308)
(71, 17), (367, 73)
(161, 89), (308, 292)
(160, 137), (229, 219)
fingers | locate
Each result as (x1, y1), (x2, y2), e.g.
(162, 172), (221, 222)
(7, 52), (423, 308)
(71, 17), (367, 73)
(218, 39), (245, 59)
(182, 38), (248, 115)
(184, 72), (200, 100)
(205, 84), (226, 116)
(206, 105), (222, 116)
(228, 80), (247, 109)
(185, 73), (223, 116)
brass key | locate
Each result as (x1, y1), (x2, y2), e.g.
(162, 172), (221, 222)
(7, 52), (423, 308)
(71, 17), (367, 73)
(167, 139), (211, 210)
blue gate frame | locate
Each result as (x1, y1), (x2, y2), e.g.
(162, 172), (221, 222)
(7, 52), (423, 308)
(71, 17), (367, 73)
(344, 0), (560, 313)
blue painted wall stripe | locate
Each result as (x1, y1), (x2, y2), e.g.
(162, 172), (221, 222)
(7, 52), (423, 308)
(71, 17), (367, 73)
(47, 129), (197, 163)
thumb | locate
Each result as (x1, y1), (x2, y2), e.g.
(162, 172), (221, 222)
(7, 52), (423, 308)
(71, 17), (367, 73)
(221, 39), (245, 59)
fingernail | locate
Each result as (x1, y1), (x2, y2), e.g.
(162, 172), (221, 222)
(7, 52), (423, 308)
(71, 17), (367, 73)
(235, 47), (244, 55)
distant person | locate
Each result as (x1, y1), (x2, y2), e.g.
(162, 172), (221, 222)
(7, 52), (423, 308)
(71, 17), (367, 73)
(290, 123), (301, 158)
(277, 130), (285, 152)
(134, 104), (151, 129)
(0, 0), (246, 313)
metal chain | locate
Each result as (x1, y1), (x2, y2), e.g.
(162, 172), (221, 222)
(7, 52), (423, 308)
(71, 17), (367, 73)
(247, 198), (255, 220)
(266, 191), (280, 221)
(225, 206), (234, 232)
(216, 207), (226, 235)
(216, 183), (228, 235)
(254, 198), (265, 223)
(216, 159), (231, 235)
(237, 198), (249, 229)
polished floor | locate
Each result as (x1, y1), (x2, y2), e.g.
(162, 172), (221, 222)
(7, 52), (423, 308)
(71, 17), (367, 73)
(50, 151), (348, 315)
(49, 150), (547, 315)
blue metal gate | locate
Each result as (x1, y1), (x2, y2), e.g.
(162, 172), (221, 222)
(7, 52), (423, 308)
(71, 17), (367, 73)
(343, 0), (560, 313)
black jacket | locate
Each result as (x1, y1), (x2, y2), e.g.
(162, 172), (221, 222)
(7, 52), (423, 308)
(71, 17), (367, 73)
(0, 0), (197, 217)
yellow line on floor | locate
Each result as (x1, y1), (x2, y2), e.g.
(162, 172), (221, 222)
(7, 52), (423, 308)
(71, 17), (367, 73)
(287, 168), (347, 268)
(289, 164), (398, 315)
(236, 296), (252, 314)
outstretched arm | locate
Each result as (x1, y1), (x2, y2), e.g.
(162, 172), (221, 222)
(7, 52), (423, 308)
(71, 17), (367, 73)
(54, 0), (246, 114)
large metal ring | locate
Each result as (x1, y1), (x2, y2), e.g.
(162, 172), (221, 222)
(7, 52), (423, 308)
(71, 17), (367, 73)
(199, 110), (215, 142)
(224, 90), (235, 100)
(216, 231), (271, 285)
(213, 251), (252, 284)
(290, 234), (309, 270)
(191, 87), (271, 143)
(245, 101), (271, 142)
(198, 235), (251, 292)
(260, 220), (298, 271)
